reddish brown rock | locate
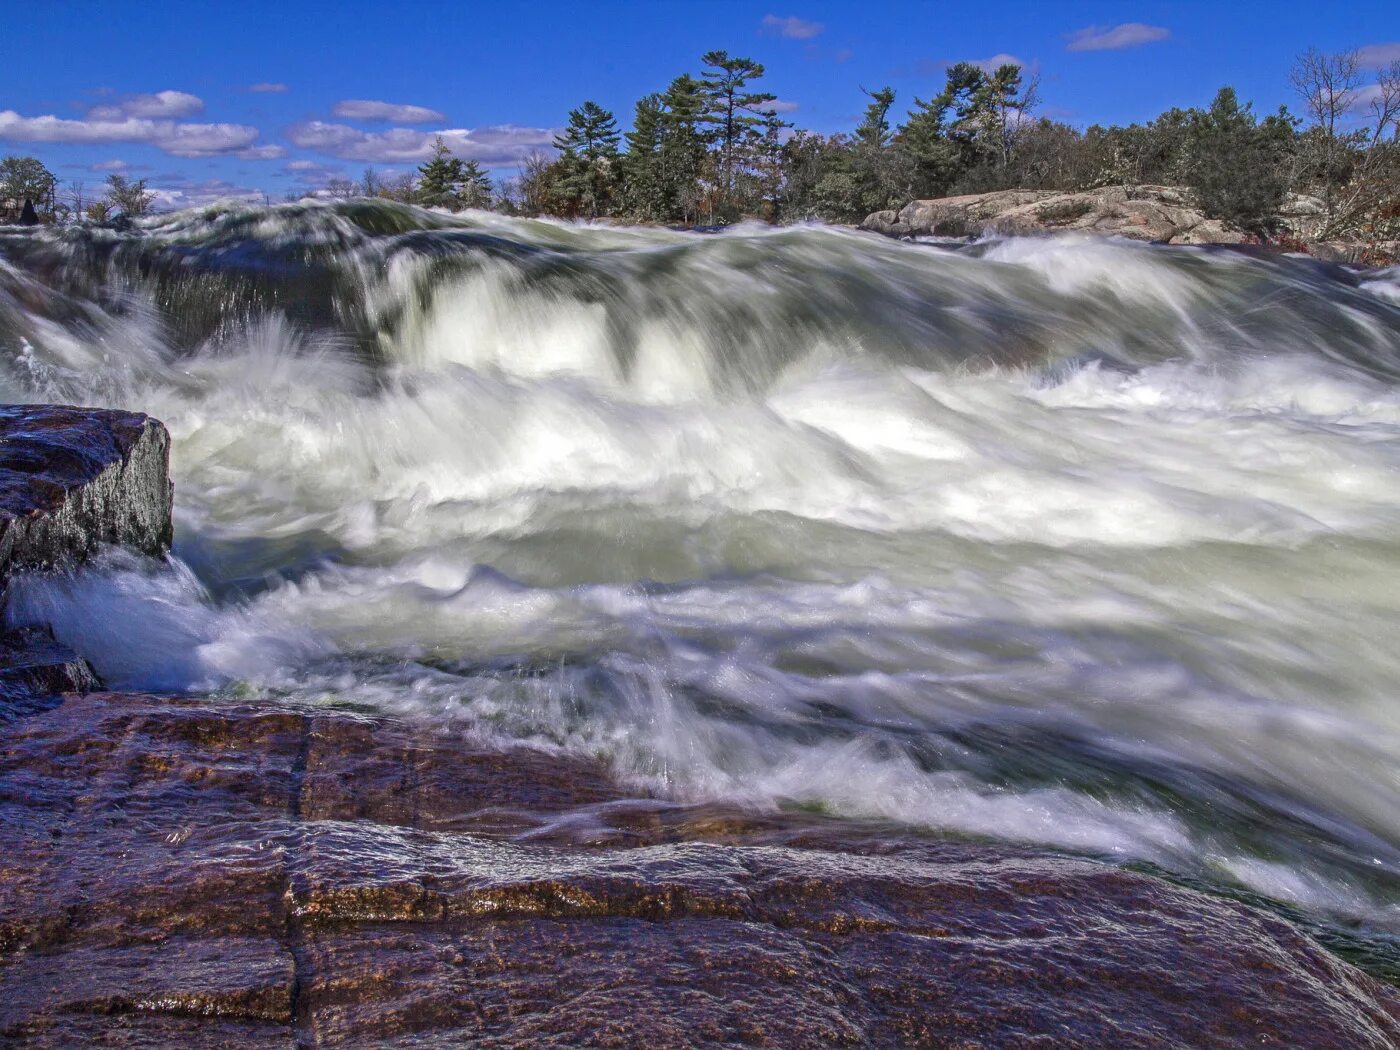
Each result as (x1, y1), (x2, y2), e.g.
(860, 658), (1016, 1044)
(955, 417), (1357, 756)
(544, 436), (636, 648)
(1, 692), (1397, 1048)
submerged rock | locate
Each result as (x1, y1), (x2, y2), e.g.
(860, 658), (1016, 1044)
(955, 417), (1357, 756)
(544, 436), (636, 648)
(1, 692), (1395, 1048)
(861, 185), (1330, 246)
(0, 404), (173, 577)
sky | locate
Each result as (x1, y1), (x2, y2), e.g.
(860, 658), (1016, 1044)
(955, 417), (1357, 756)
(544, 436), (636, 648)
(1, 1), (1396, 209)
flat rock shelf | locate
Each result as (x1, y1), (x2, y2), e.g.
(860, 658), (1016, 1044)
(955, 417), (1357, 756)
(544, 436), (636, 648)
(1, 692), (1397, 1048)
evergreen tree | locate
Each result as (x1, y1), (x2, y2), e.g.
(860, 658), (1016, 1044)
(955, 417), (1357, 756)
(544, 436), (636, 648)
(699, 50), (776, 215)
(753, 105), (792, 221)
(658, 74), (709, 224)
(811, 87), (909, 222)
(902, 90), (958, 198)
(457, 159), (494, 209)
(552, 101), (621, 218)
(1187, 87), (1295, 233)
(417, 136), (467, 209)
(623, 93), (667, 220)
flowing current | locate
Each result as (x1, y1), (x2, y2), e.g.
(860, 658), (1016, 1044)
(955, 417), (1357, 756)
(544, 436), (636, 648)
(3, 201), (1400, 952)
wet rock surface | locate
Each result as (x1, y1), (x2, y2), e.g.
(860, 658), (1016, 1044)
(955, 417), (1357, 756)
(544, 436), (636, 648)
(0, 403), (173, 576)
(0, 403), (174, 715)
(861, 185), (1330, 246)
(0, 627), (96, 722)
(1, 691), (1397, 1048)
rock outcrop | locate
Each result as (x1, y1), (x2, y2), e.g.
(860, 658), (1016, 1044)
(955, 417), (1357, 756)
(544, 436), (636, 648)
(0, 404), (173, 576)
(0, 404), (174, 718)
(861, 185), (1328, 246)
(2, 692), (1397, 1048)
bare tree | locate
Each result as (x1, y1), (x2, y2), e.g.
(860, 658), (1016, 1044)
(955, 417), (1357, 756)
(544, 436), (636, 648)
(1292, 48), (1400, 239)
(516, 150), (555, 216)
(66, 179), (86, 221)
(322, 177), (358, 199)
(104, 173), (154, 218)
(1290, 48), (1360, 225)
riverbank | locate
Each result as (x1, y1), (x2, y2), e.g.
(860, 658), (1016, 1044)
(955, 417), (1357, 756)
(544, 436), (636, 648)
(860, 185), (1399, 264)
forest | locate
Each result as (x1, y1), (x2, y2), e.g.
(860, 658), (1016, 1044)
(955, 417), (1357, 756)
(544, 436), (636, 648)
(3, 46), (1398, 243)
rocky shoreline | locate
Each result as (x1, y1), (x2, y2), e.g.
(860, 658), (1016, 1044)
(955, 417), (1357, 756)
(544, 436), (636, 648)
(860, 185), (1397, 263)
(0, 404), (1398, 1047)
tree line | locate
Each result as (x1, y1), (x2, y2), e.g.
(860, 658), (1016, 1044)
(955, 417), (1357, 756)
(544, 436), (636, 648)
(4, 46), (1397, 242)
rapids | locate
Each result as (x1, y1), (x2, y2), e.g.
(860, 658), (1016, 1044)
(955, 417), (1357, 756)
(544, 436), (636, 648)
(2, 200), (1400, 954)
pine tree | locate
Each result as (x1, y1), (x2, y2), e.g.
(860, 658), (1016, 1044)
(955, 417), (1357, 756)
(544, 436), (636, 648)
(417, 136), (466, 209)
(458, 159), (494, 209)
(699, 51), (776, 215)
(1187, 87), (1294, 233)
(623, 94), (667, 220)
(658, 75), (708, 224)
(552, 101), (621, 218)
(902, 90), (958, 198)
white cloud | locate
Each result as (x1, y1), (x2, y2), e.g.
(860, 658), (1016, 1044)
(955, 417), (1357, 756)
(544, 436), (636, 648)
(89, 159), (129, 172)
(249, 82), (288, 93)
(0, 110), (264, 157)
(758, 99), (800, 114)
(284, 159), (322, 171)
(969, 53), (1026, 73)
(761, 14), (824, 40)
(1066, 23), (1170, 52)
(88, 90), (204, 120)
(330, 99), (446, 124)
(285, 121), (556, 165)
(236, 144), (287, 160)
(1357, 43), (1400, 68)
(147, 178), (265, 210)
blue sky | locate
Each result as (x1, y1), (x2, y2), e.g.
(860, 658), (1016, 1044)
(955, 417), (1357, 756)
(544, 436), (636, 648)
(1, 1), (1395, 208)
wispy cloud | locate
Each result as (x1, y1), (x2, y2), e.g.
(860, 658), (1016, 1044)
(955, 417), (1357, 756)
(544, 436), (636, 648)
(148, 177), (265, 210)
(87, 90), (204, 120)
(285, 121), (555, 165)
(0, 109), (271, 158)
(1357, 43), (1400, 68)
(1065, 23), (1170, 52)
(968, 53), (1027, 73)
(758, 99), (801, 114)
(330, 99), (446, 124)
(761, 14), (824, 40)
(248, 82), (288, 93)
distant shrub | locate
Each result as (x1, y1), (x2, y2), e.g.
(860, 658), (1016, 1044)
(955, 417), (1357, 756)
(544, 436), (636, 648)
(1187, 88), (1295, 234)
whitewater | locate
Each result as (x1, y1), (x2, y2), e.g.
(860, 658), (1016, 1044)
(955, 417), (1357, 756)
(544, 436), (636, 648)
(2, 201), (1399, 949)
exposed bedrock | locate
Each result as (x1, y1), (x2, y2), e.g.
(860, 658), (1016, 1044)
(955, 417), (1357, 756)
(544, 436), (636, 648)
(861, 185), (1332, 246)
(0, 403), (173, 576)
(1, 692), (1396, 1048)
(0, 403), (173, 717)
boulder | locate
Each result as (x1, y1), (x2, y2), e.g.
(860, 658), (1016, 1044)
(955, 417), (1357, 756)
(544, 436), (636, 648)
(0, 404), (174, 715)
(0, 404), (173, 578)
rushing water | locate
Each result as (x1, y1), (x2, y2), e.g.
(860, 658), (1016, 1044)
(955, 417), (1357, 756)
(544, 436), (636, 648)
(2, 201), (1400, 947)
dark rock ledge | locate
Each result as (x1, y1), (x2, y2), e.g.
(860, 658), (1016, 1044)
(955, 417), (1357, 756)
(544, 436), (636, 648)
(0, 403), (173, 717)
(0, 404), (1397, 1048)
